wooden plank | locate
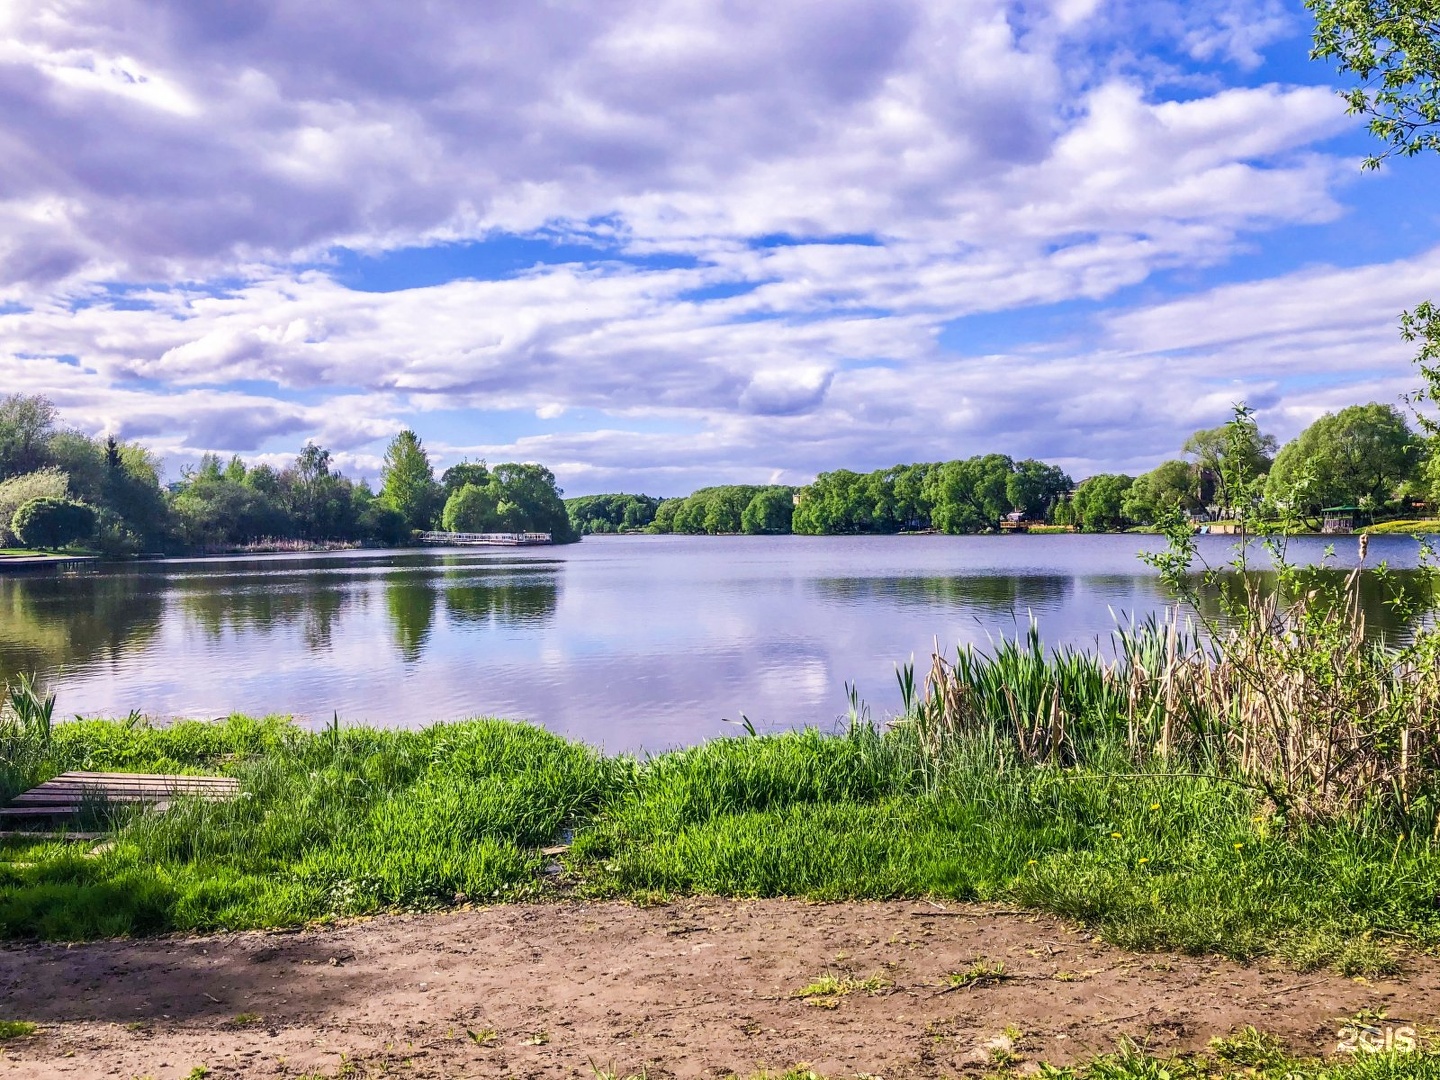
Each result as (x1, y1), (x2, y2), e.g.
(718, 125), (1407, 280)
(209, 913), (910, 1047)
(48, 783), (233, 788)
(52, 772), (237, 783)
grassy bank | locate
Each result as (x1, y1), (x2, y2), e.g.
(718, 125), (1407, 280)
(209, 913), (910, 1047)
(2, 709), (1440, 971)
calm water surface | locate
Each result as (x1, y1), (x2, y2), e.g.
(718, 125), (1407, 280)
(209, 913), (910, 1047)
(0, 533), (1431, 751)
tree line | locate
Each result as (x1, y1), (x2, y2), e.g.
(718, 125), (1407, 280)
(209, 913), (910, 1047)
(4, 391), (1433, 552)
(571, 400), (1437, 537)
(0, 394), (575, 553)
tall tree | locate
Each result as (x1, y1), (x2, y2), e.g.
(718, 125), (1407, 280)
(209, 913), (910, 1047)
(0, 394), (58, 479)
(1122, 459), (1198, 525)
(1007, 459), (1073, 519)
(1071, 474), (1135, 532)
(379, 430), (441, 532)
(1183, 419), (1277, 509)
(1266, 402), (1423, 512)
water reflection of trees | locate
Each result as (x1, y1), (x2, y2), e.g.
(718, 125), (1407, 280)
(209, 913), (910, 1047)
(1185, 569), (1433, 644)
(178, 573), (352, 651)
(0, 569), (163, 685)
(444, 578), (559, 625)
(814, 575), (1072, 614)
(387, 567), (559, 661)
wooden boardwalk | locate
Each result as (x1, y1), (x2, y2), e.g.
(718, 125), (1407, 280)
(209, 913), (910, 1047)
(418, 531), (551, 546)
(0, 771), (239, 825)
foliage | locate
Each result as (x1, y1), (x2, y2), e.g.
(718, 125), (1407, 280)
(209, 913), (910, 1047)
(1309, 0), (1440, 168)
(439, 460), (491, 499)
(439, 463), (576, 540)
(1266, 402), (1424, 515)
(169, 449), (389, 549)
(1184, 419), (1277, 509)
(1068, 474), (1134, 532)
(652, 485), (795, 535)
(740, 486), (795, 534)
(441, 483), (494, 532)
(0, 395), (58, 478)
(1136, 405), (1440, 820)
(1121, 460), (1198, 525)
(0, 468), (68, 547)
(379, 430), (442, 532)
(566, 494), (661, 535)
(1007, 459), (1073, 519)
(924, 455), (1021, 533)
(11, 497), (96, 550)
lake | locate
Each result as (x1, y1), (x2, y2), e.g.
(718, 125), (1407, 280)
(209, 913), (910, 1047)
(0, 532), (1431, 752)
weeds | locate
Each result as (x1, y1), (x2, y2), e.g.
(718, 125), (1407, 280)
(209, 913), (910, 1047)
(0, 1020), (35, 1040)
(1039, 1028), (1440, 1080)
(946, 958), (1008, 989)
(791, 974), (890, 1005)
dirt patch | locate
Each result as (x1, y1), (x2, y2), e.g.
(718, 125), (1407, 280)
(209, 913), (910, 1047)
(0, 899), (1432, 1078)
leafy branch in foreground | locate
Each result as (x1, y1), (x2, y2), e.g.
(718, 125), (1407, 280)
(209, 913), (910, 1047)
(1308, 0), (1440, 168)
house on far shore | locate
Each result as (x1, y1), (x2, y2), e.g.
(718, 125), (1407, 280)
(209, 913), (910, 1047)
(1000, 510), (1029, 532)
(1321, 506), (1357, 534)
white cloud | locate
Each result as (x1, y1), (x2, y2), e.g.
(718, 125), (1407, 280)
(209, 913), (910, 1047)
(3, 0), (1422, 492)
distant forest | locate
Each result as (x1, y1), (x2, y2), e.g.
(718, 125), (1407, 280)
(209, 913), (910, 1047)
(2, 392), (1434, 553)
(567, 403), (1437, 536)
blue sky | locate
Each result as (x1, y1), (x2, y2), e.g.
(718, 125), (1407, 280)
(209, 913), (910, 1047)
(2, 0), (1437, 495)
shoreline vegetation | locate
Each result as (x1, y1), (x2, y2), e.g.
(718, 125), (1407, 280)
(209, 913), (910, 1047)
(569, 403), (1438, 539)
(4, 514), (1440, 968)
(3, 411), (1436, 991)
(2, 392), (1438, 563)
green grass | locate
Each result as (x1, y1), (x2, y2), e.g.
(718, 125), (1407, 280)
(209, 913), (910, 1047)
(0, 1020), (36, 1040)
(1036, 1029), (1440, 1080)
(1361, 519), (1440, 535)
(4, 716), (1440, 970)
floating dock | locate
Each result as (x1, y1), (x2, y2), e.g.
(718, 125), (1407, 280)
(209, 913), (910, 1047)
(418, 531), (552, 546)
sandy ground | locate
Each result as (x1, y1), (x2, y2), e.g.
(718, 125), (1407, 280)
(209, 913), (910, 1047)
(0, 899), (1434, 1079)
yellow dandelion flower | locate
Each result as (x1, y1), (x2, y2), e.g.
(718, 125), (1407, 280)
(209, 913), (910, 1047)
(1027, 859), (1038, 866)
(1111, 832), (1123, 839)
(1138, 858), (1149, 864)
(1233, 843), (1244, 850)
(1150, 804), (1160, 811)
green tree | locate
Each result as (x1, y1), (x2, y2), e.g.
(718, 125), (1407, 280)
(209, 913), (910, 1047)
(440, 460), (490, 499)
(1122, 459), (1198, 525)
(12, 496), (96, 550)
(650, 499), (681, 533)
(1007, 459), (1073, 519)
(1308, 0), (1440, 168)
(566, 493), (660, 535)
(1265, 402), (1423, 513)
(923, 455), (1015, 534)
(741, 487), (794, 534)
(0, 468), (69, 546)
(1071, 474), (1135, 532)
(1184, 419), (1277, 509)
(379, 430), (442, 532)
(0, 394), (58, 479)
(442, 483), (499, 532)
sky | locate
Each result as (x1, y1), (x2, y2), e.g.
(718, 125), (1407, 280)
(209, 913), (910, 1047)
(2, 0), (1438, 497)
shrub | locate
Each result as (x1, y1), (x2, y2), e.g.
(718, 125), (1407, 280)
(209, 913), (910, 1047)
(12, 496), (96, 550)
(0, 468), (68, 546)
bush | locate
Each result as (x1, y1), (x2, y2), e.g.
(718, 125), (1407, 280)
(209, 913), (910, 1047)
(0, 468), (68, 546)
(12, 496), (96, 550)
